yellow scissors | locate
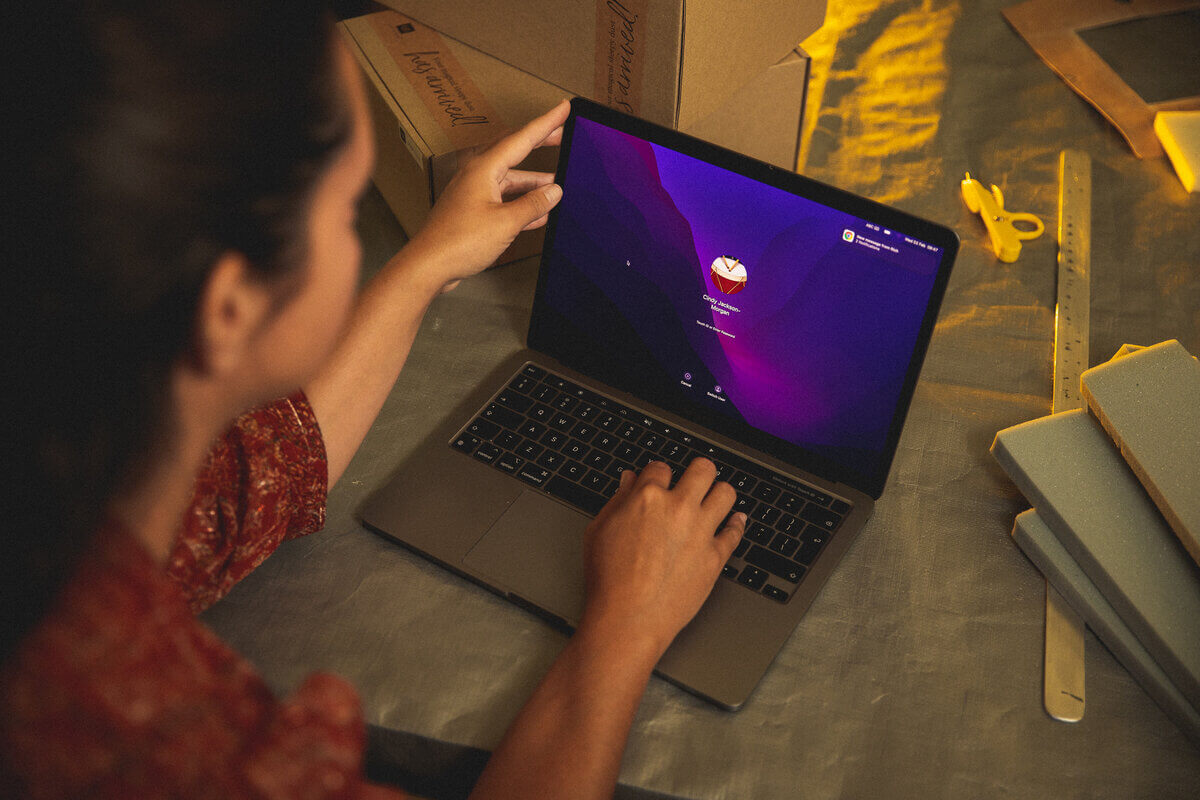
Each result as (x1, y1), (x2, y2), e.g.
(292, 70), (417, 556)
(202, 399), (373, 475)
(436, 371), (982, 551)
(961, 172), (1044, 262)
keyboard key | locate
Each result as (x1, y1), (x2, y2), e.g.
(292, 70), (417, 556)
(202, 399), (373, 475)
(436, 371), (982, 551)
(615, 421), (640, 440)
(521, 363), (546, 380)
(465, 418), (500, 441)
(532, 384), (557, 403)
(633, 451), (655, 468)
(516, 440), (543, 460)
(481, 403), (522, 430)
(540, 429), (567, 449)
(595, 413), (619, 431)
(452, 433), (480, 453)
(746, 523), (774, 546)
(730, 472), (757, 493)
(779, 492), (803, 514)
(563, 439), (588, 460)
(473, 443), (500, 464)
(614, 442), (641, 462)
(777, 514), (802, 537)
(575, 404), (597, 421)
(722, 563), (740, 580)
(744, 545), (805, 583)
(496, 453), (524, 474)
(536, 450), (564, 470)
(799, 503), (842, 531)
(751, 505), (781, 526)
(737, 565), (768, 590)
(751, 482), (781, 503)
(560, 459), (587, 481)
(762, 585), (789, 603)
(793, 535), (827, 566)
(496, 431), (520, 450)
(733, 495), (757, 516)
(830, 499), (851, 515)
(571, 422), (597, 441)
(508, 374), (536, 394)
(660, 441), (686, 462)
(545, 476), (607, 516)
(591, 432), (618, 452)
(517, 465), (551, 487)
(637, 432), (663, 453)
(519, 420), (546, 440)
(582, 470), (611, 494)
(733, 538), (750, 558)
(585, 451), (612, 470)
(495, 390), (532, 413)
(712, 462), (734, 482)
(550, 413), (573, 431)
(528, 403), (554, 423)
(604, 459), (634, 479)
(553, 394), (579, 413)
(768, 532), (799, 557)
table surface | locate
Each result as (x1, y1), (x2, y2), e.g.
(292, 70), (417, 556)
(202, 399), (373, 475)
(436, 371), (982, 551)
(203, 1), (1200, 796)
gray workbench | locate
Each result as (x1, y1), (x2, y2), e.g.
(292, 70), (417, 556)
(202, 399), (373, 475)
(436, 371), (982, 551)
(204, 1), (1200, 796)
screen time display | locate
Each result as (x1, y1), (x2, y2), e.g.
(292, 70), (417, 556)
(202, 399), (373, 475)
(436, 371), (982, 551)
(541, 116), (944, 477)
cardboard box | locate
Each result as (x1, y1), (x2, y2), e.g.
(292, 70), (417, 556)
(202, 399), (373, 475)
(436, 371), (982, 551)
(376, 0), (825, 130)
(340, 11), (809, 263)
(341, 11), (568, 263)
(685, 48), (809, 172)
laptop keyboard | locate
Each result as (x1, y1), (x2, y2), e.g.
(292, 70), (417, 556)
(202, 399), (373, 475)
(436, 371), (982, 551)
(450, 363), (850, 604)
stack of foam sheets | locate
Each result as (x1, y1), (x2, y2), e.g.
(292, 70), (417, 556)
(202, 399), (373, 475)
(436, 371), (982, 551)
(990, 340), (1200, 745)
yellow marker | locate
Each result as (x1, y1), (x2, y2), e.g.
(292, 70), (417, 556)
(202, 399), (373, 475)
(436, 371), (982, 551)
(961, 172), (1044, 262)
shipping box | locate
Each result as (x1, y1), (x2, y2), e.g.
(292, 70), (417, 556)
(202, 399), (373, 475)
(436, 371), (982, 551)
(340, 11), (809, 263)
(376, 0), (824, 129)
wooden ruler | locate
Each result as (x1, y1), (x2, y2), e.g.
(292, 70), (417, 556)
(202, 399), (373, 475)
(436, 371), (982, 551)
(1043, 149), (1091, 722)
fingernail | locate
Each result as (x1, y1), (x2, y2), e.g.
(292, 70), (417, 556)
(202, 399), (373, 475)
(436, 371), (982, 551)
(733, 512), (747, 525)
(545, 183), (562, 202)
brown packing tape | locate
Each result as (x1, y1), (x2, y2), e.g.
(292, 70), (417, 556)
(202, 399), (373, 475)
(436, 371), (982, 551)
(593, 0), (649, 115)
(369, 12), (508, 151)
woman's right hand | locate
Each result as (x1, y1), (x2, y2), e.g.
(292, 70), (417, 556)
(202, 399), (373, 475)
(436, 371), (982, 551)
(404, 100), (570, 292)
(579, 459), (746, 662)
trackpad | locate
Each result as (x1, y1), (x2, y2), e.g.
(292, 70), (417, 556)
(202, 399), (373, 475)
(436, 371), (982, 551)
(462, 491), (588, 625)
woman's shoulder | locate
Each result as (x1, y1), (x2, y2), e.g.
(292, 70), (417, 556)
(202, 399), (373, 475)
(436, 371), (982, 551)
(1, 523), (365, 797)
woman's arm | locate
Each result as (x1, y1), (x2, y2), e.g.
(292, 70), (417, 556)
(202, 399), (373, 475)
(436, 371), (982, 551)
(305, 101), (568, 488)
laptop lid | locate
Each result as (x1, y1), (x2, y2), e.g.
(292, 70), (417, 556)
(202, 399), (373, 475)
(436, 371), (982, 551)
(529, 98), (958, 499)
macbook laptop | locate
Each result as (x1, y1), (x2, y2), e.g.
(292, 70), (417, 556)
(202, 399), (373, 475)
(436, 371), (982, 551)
(361, 97), (958, 710)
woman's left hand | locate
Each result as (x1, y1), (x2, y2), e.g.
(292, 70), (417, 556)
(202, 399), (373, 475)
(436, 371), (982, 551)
(405, 99), (570, 291)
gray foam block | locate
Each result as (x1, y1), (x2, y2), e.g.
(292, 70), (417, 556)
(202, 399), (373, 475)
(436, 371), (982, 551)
(1081, 339), (1200, 566)
(1012, 510), (1200, 745)
(991, 409), (1200, 712)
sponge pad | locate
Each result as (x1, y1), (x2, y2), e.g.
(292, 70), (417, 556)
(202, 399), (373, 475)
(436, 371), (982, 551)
(1155, 111), (1200, 192)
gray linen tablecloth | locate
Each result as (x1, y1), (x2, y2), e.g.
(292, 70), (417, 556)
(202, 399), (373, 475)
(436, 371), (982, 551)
(204, 1), (1200, 796)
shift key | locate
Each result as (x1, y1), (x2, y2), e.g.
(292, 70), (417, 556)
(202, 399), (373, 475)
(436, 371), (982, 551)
(744, 545), (805, 584)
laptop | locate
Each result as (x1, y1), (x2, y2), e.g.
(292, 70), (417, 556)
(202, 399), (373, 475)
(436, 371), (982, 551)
(361, 97), (958, 710)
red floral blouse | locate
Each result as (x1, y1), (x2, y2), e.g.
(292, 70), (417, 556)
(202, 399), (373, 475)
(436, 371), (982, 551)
(1, 393), (405, 799)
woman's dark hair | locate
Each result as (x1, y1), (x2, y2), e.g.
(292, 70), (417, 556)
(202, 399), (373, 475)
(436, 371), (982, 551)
(4, 0), (349, 658)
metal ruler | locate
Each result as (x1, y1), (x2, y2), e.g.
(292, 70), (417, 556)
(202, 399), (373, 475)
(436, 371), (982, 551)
(1043, 149), (1091, 722)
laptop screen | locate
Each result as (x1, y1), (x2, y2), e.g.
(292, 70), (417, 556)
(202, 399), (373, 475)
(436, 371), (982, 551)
(531, 100), (957, 498)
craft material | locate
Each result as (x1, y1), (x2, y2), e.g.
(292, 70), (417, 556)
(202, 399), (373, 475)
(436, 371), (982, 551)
(992, 410), (1200, 713)
(1081, 340), (1200, 564)
(1012, 510), (1200, 746)
(960, 172), (1044, 262)
(1002, 0), (1200, 159)
(1154, 111), (1200, 192)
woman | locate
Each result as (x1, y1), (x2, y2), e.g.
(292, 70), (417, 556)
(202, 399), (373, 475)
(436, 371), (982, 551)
(3, 2), (745, 797)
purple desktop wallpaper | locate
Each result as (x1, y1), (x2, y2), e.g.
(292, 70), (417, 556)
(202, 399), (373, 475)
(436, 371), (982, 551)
(543, 117), (942, 473)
